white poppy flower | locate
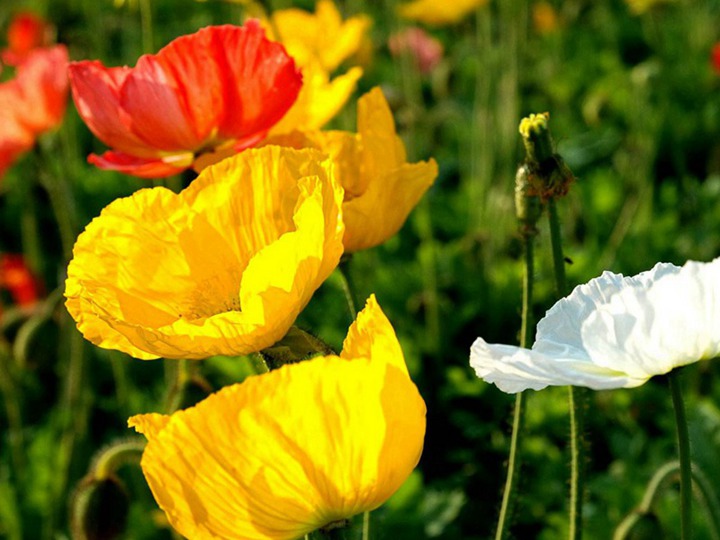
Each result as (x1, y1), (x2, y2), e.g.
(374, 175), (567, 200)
(470, 258), (720, 393)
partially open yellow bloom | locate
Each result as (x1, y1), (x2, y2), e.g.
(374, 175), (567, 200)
(266, 87), (438, 252)
(65, 146), (344, 360)
(259, 0), (371, 134)
(129, 295), (426, 540)
(398, 0), (488, 26)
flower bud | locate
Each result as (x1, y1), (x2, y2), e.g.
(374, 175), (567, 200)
(70, 475), (129, 540)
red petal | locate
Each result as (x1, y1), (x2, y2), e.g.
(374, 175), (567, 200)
(120, 54), (204, 151)
(70, 61), (156, 157)
(88, 151), (190, 179)
(208, 22), (302, 141)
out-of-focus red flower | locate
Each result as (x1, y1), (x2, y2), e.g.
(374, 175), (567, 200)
(0, 254), (42, 307)
(3, 12), (53, 66)
(712, 43), (720, 75)
(0, 45), (69, 178)
(69, 22), (303, 178)
(388, 27), (443, 75)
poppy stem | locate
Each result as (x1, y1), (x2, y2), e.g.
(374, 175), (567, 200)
(547, 198), (586, 540)
(495, 181), (537, 540)
(337, 255), (358, 321)
(362, 510), (370, 540)
(669, 369), (692, 540)
(138, 0), (154, 53)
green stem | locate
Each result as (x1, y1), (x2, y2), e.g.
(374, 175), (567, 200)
(361, 510), (370, 540)
(337, 256), (358, 320)
(669, 370), (692, 540)
(35, 144), (78, 262)
(547, 198), (584, 540)
(495, 232), (534, 540)
(17, 176), (43, 279)
(93, 440), (145, 480)
(47, 321), (87, 540)
(138, 0), (154, 53)
(0, 344), (25, 484)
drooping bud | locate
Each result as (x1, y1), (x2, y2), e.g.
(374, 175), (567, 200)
(70, 475), (129, 540)
(70, 439), (144, 540)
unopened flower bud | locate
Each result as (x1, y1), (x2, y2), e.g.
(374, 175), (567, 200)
(70, 475), (129, 540)
(515, 164), (542, 231)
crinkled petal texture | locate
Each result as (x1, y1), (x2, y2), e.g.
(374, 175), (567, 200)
(129, 296), (426, 540)
(470, 258), (720, 392)
(65, 146), (344, 360)
(69, 22), (302, 178)
(266, 87), (438, 252)
(398, 0), (488, 25)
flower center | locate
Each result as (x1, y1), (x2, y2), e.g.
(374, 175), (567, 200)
(179, 265), (243, 321)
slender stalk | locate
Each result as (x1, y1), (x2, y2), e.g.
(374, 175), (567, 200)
(337, 256), (358, 320)
(361, 510), (370, 540)
(495, 233), (534, 540)
(547, 198), (585, 540)
(669, 370), (692, 540)
(138, 0), (154, 53)
(614, 460), (720, 540)
(17, 176), (43, 278)
(93, 439), (145, 480)
(0, 344), (25, 484)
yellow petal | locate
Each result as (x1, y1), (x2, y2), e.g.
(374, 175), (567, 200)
(341, 294), (409, 375)
(266, 87), (438, 252)
(261, 0), (371, 73)
(65, 146), (344, 359)
(398, 0), (488, 25)
(131, 298), (426, 540)
(270, 64), (362, 135)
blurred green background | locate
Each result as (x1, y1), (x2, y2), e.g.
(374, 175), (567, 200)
(2, 0), (720, 538)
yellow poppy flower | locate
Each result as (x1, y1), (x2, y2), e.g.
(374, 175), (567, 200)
(398, 0), (488, 26)
(129, 295), (426, 540)
(259, 0), (371, 134)
(266, 87), (438, 252)
(65, 146), (344, 360)
(262, 0), (371, 73)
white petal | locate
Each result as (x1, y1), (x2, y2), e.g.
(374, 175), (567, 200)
(469, 338), (641, 393)
(469, 257), (720, 392)
(580, 258), (720, 378)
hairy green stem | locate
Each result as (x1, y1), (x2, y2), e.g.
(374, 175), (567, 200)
(547, 198), (585, 540)
(669, 370), (692, 540)
(93, 439), (145, 480)
(495, 233), (534, 540)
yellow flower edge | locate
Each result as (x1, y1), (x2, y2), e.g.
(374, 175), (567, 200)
(266, 87), (438, 252)
(130, 295), (426, 540)
(261, 0), (372, 73)
(270, 64), (363, 136)
(398, 0), (488, 26)
(65, 146), (345, 360)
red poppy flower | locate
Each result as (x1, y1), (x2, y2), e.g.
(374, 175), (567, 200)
(0, 254), (42, 306)
(69, 22), (303, 178)
(0, 45), (69, 178)
(2, 12), (53, 66)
